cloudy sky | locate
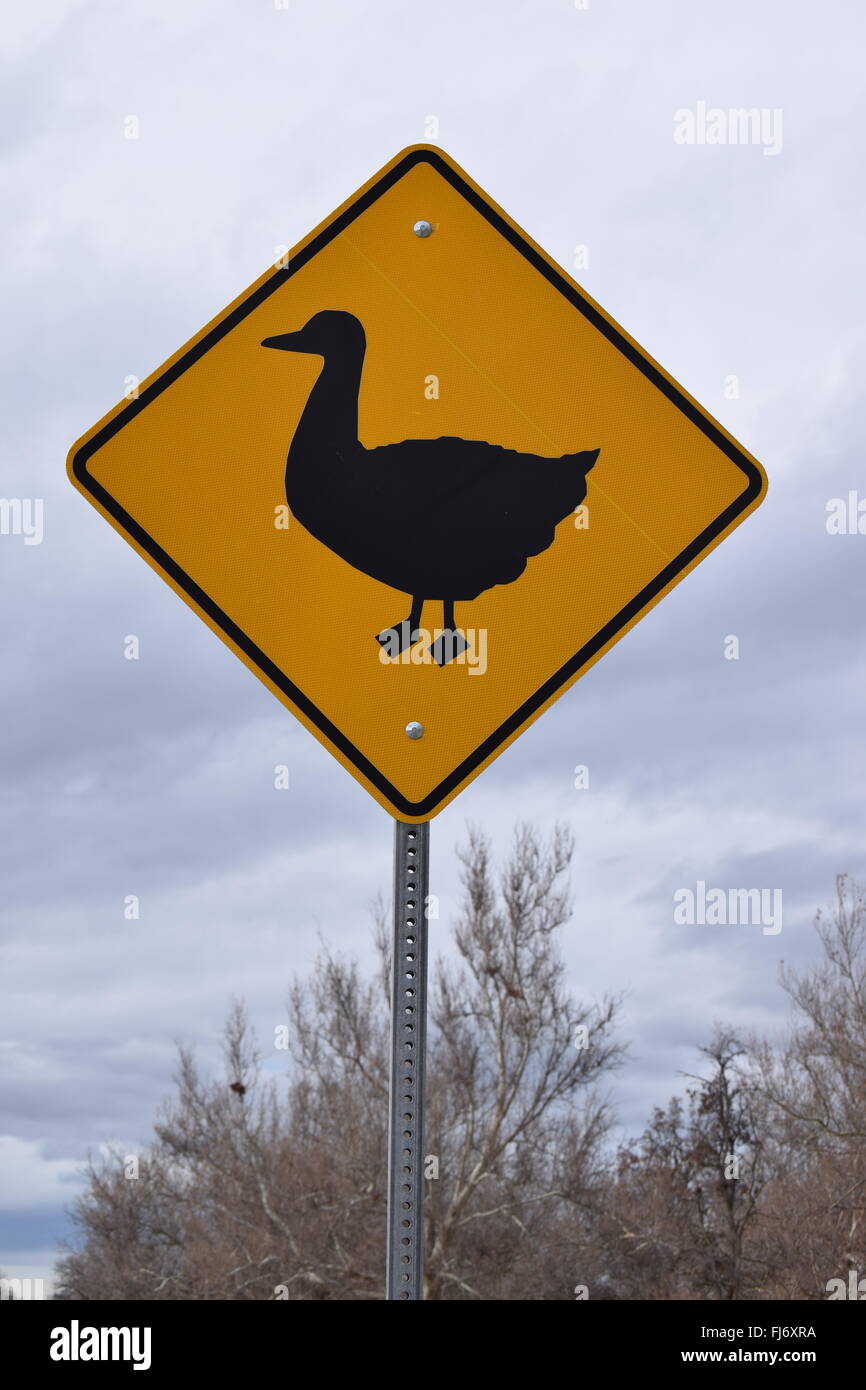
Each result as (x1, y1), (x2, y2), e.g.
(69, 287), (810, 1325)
(2, 0), (864, 1289)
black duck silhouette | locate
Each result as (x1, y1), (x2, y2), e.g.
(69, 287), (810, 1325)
(262, 311), (600, 665)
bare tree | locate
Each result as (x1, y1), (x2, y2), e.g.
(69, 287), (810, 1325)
(589, 878), (866, 1302)
(750, 874), (866, 1294)
(595, 1030), (773, 1300)
(423, 823), (623, 1298)
(757, 875), (866, 1145)
(56, 822), (624, 1300)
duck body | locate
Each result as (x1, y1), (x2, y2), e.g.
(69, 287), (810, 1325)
(287, 432), (598, 601)
(262, 311), (600, 658)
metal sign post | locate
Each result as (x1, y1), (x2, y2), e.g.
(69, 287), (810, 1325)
(386, 820), (429, 1299)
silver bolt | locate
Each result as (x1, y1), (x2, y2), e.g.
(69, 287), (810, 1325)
(413, 220), (433, 238)
(405, 721), (424, 740)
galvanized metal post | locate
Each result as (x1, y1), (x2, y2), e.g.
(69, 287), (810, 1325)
(386, 819), (429, 1299)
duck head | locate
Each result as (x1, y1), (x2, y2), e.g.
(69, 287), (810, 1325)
(261, 310), (365, 359)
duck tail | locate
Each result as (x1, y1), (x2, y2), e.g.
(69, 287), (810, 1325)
(540, 447), (600, 527)
(572, 446), (600, 474)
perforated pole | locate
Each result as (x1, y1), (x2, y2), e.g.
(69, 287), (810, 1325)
(386, 819), (429, 1299)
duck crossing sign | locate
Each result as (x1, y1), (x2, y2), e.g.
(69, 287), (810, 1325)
(68, 145), (766, 822)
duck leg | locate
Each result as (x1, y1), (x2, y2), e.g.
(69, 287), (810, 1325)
(429, 600), (470, 667)
(376, 596), (424, 657)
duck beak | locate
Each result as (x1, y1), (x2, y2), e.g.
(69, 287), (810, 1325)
(261, 332), (306, 352)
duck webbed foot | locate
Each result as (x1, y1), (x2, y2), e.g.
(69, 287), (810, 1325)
(376, 619), (422, 656)
(376, 597), (424, 657)
(429, 629), (470, 666)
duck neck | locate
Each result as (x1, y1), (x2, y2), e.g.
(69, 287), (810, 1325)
(292, 345), (365, 459)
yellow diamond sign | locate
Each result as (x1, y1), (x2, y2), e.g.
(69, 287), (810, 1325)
(68, 145), (767, 821)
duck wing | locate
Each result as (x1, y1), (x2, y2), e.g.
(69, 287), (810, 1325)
(318, 435), (599, 601)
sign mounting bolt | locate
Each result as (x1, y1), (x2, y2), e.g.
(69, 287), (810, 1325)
(413, 220), (433, 238)
(405, 721), (424, 740)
